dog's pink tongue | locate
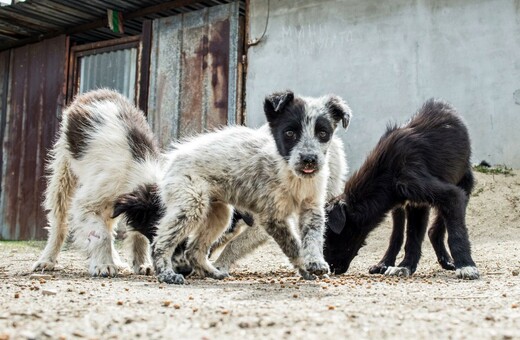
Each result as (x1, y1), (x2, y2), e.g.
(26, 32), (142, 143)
(303, 169), (315, 174)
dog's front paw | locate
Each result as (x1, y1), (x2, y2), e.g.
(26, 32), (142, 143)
(438, 258), (456, 271)
(157, 269), (185, 284)
(299, 268), (316, 280)
(305, 260), (330, 276)
(384, 266), (411, 277)
(214, 265), (230, 276)
(207, 270), (229, 280)
(134, 263), (154, 275)
(33, 260), (56, 272)
(456, 266), (480, 280)
(368, 263), (388, 274)
(90, 264), (118, 277)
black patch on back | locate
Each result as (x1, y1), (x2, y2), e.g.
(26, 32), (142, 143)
(66, 108), (104, 160)
(127, 126), (156, 162)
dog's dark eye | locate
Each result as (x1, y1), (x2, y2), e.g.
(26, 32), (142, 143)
(318, 131), (328, 140)
(285, 130), (296, 138)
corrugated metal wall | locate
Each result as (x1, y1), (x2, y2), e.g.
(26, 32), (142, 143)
(148, 2), (240, 146)
(0, 36), (68, 240)
(78, 48), (138, 102)
(0, 49), (10, 232)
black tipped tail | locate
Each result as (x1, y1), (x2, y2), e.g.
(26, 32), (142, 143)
(112, 184), (165, 243)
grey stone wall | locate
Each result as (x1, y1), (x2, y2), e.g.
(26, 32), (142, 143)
(245, 0), (520, 170)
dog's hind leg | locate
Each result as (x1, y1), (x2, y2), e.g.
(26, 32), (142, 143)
(186, 202), (232, 279)
(428, 214), (455, 270)
(369, 207), (405, 274)
(125, 230), (153, 275)
(385, 204), (429, 277)
(34, 139), (77, 272)
(152, 177), (214, 284)
(424, 177), (479, 279)
(69, 189), (119, 277)
(213, 223), (270, 273)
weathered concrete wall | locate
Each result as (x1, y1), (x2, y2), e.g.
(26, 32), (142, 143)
(245, 0), (520, 170)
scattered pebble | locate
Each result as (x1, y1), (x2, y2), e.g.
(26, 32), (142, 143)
(512, 269), (519, 276)
(162, 301), (172, 307)
(327, 305), (336, 310)
(29, 274), (51, 280)
(72, 331), (85, 338)
(42, 289), (57, 296)
(117, 301), (123, 306)
(173, 304), (181, 309)
(14, 293), (19, 299)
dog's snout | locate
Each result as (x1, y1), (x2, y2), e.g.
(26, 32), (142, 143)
(301, 154), (317, 165)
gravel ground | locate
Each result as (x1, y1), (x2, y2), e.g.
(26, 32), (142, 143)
(1, 170), (519, 339)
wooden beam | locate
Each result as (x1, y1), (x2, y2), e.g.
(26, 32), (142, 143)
(0, 0), (207, 51)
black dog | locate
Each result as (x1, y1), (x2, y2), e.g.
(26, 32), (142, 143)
(324, 99), (479, 279)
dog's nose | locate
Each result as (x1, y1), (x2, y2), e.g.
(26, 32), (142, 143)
(301, 154), (317, 165)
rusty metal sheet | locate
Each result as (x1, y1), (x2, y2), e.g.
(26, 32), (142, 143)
(0, 0), (245, 51)
(0, 49), (10, 227)
(148, 1), (240, 146)
(0, 35), (67, 240)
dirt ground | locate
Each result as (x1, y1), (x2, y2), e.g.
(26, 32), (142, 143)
(1, 170), (519, 339)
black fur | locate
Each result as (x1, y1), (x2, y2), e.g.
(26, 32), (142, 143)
(324, 99), (476, 278)
(325, 96), (351, 129)
(264, 90), (307, 160)
(229, 210), (254, 231)
(66, 109), (104, 160)
(112, 184), (165, 242)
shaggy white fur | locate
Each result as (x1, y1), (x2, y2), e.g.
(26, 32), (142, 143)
(33, 89), (161, 277)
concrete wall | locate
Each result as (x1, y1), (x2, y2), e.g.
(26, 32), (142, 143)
(245, 0), (520, 171)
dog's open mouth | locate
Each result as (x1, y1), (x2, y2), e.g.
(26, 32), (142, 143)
(299, 165), (318, 175)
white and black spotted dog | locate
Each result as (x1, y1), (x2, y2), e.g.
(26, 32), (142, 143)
(211, 133), (348, 273)
(114, 90), (351, 284)
(33, 89), (160, 277)
(117, 129), (348, 277)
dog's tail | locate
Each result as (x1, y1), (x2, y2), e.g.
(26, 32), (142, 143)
(38, 137), (78, 264)
(112, 184), (165, 242)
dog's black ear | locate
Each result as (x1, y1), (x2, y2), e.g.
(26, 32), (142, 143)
(326, 201), (347, 234)
(325, 95), (352, 129)
(264, 90), (294, 121)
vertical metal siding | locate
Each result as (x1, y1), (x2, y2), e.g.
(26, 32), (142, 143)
(0, 50), (10, 239)
(78, 48), (137, 102)
(0, 36), (67, 240)
(148, 2), (240, 146)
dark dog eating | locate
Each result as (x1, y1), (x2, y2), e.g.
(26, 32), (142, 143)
(324, 99), (479, 280)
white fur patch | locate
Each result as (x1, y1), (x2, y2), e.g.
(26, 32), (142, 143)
(456, 266), (480, 280)
(384, 266), (411, 277)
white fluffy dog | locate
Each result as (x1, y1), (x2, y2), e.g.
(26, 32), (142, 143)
(212, 133), (348, 273)
(33, 89), (160, 277)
